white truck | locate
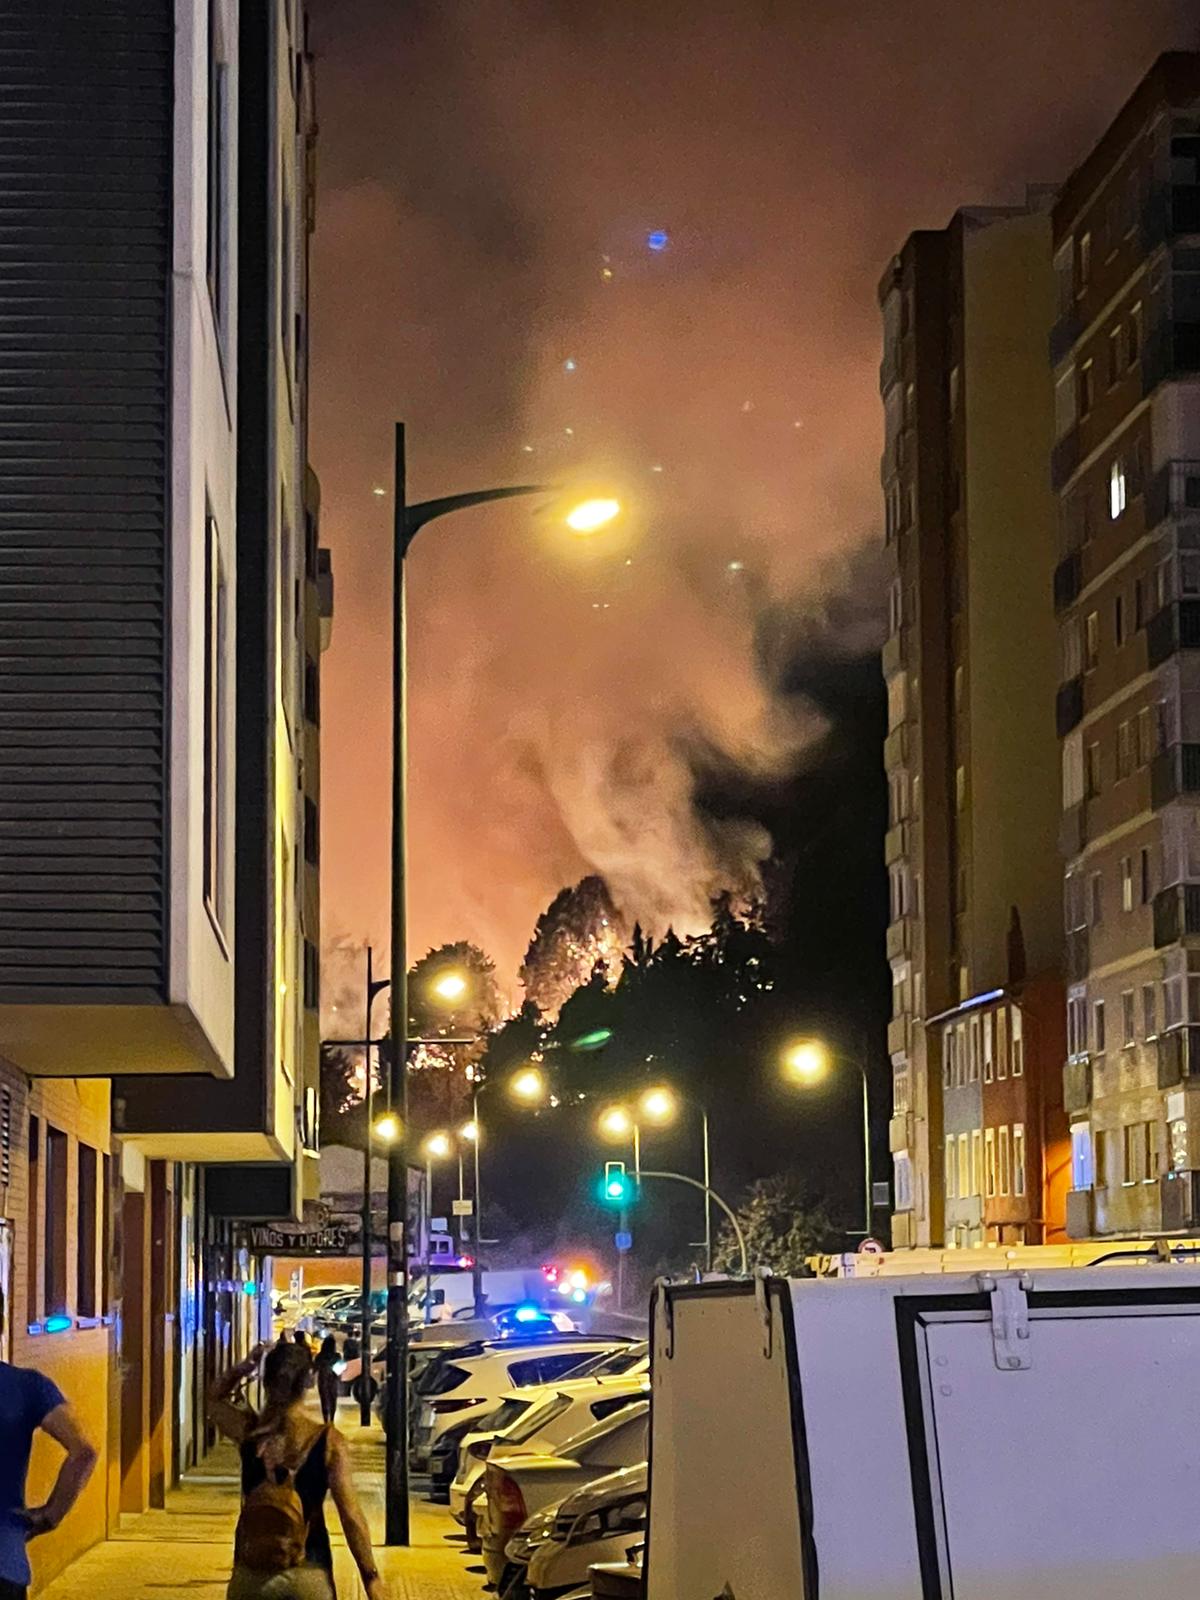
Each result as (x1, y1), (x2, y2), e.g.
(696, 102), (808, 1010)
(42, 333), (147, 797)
(646, 1266), (1200, 1599)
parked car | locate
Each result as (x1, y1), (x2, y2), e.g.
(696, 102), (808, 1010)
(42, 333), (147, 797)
(482, 1402), (649, 1589)
(450, 1365), (650, 1524)
(411, 1339), (625, 1481)
(273, 1282), (356, 1320)
(527, 1465), (646, 1597)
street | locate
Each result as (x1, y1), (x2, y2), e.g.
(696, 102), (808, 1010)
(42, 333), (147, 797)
(36, 1409), (475, 1600)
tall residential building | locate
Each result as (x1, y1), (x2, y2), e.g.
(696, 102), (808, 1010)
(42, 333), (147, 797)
(0, 1), (323, 1581)
(880, 197), (1069, 1249)
(1052, 53), (1200, 1239)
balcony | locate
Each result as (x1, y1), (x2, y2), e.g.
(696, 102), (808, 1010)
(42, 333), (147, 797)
(1059, 801), (1086, 860)
(1063, 1054), (1092, 1117)
(1066, 925), (1090, 984)
(1151, 743), (1200, 808)
(1144, 459), (1200, 532)
(1053, 549), (1083, 613)
(1056, 676), (1084, 737)
(1160, 1170), (1200, 1232)
(1050, 429), (1080, 491)
(1147, 600), (1200, 668)
(1156, 1025), (1200, 1089)
(1065, 1188), (1095, 1240)
(885, 917), (911, 961)
(887, 1016), (909, 1056)
(1153, 883), (1200, 948)
(883, 724), (910, 770)
(888, 1111), (912, 1154)
(884, 821), (909, 866)
(881, 629), (905, 679)
(1049, 308), (1082, 368)
(1141, 321), (1200, 398)
(1142, 182), (1200, 250)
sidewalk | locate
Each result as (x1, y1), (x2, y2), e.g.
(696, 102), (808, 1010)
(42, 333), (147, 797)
(36, 1407), (480, 1600)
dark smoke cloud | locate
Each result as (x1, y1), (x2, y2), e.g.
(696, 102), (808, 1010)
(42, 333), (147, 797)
(310, 0), (1195, 1010)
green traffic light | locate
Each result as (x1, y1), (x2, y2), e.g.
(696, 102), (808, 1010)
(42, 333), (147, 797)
(600, 1160), (633, 1206)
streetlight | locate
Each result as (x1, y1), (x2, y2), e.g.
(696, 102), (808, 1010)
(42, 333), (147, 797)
(384, 421), (621, 1543)
(374, 1112), (401, 1143)
(421, 1132), (452, 1325)
(509, 1066), (547, 1104)
(430, 970), (468, 1003)
(782, 1037), (873, 1235)
(597, 1087), (712, 1270)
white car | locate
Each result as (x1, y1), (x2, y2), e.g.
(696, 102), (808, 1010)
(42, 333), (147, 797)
(526, 1465), (646, 1597)
(411, 1339), (625, 1477)
(274, 1282), (355, 1320)
(482, 1402), (650, 1588)
(449, 1364), (649, 1526)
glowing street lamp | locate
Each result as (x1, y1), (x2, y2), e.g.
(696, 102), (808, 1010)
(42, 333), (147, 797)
(373, 1112), (401, 1144)
(459, 1120), (479, 1142)
(565, 496), (621, 534)
(639, 1086), (677, 1125)
(598, 1104), (634, 1139)
(510, 1067), (547, 1104)
(423, 1132), (451, 1160)
(782, 1037), (872, 1234)
(430, 970), (468, 1004)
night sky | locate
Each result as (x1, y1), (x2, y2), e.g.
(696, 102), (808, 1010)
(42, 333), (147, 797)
(309, 0), (1196, 1023)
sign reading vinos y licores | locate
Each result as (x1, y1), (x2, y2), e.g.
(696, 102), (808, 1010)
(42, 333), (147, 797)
(237, 1217), (361, 1256)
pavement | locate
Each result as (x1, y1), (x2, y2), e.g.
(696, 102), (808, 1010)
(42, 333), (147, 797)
(36, 1405), (482, 1600)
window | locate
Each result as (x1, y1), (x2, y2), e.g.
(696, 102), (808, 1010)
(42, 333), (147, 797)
(969, 1016), (981, 1082)
(44, 1127), (68, 1319)
(1110, 458), (1127, 519)
(203, 512), (229, 934)
(77, 1143), (97, 1320)
(1089, 869), (1103, 925)
(998, 1126), (1011, 1196)
(1170, 1117), (1189, 1172)
(304, 657), (320, 725)
(1011, 1008), (1023, 1077)
(1128, 301), (1142, 365)
(1068, 991), (1087, 1057)
(1094, 1127), (1109, 1188)
(1123, 1121), (1156, 1185)
(1108, 324), (1124, 386)
(1114, 595), (1127, 649)
(1165, 975), (1183, 1031)
(971, 1129), (983, 1197)
(1120, 855), (1134, 911)
(1140, 846), (1153, 904)
(983, 1011), (994, 1083)
(1137, 706), (1153, 766)
(1143, 982), (1158, 1040)
(945, 1136), (956, 1200)
(1093, 998), (1106, 1053)
(1117, 721), (1133, 779)
(1078, 231), (1092, 291)
(1084, 612), (1099, 670)
(303, 939), (319, 1012)
(894, 1154), (913, 1211)
(1071, 1123), (1094, 1190)
(303, 796), (319, 867)
(1122, 989), (1136, 1046)
(206, 0), (229, 332)
(985, 1128), (997, 1198)
(1079, 358), (1095, 416)
(1085, 742), (1101, 800)
(957, 1133), (970, 1199)
(996, 1005), (1009, 1078)
(1013, 1124), (1026, 1198)
(956, 1022), (968, 1088)
(1182, 552), (1200, 596)
(943, 1028), (955, 1090)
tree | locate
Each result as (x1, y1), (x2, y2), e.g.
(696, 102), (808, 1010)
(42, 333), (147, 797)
(319, 1042), (376, 1150)
(408, 941), (503, 1041)
(519, 876), (626, 1018)
(713, 1174), (834, 1275)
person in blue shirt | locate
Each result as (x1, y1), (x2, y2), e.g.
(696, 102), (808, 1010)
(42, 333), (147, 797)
(0, 1356), (96, 1600)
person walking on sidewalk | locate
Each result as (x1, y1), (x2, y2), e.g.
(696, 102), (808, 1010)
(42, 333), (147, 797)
(209, 1341), (387, 1600)
(0, 1354), (97, 1600)
(314, 1337), (340, 1426)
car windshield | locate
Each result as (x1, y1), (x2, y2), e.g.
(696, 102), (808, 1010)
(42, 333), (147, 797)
(558, 1344), (648, 1380)
(479, 1396), (532, 1433)
(504, 1392), (571, 1444)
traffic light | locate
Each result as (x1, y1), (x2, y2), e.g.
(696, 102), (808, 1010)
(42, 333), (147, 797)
(600, 1160), (633, 1206)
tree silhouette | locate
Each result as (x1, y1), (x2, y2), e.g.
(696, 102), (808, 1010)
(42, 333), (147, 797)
(519, 876), (626, 1018)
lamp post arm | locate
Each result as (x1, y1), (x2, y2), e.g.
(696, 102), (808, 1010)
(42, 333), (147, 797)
(639, 1170), (748, 1276)
(402, 484), (550, 551)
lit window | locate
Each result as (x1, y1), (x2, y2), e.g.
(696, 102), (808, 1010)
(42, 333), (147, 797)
(1011, 1008), (1023, 1077)
(894, 1154), (913, 1211)
(1110, 458), (1127, 520)
(1120, 855), (1134, 912)
(958, 1133), (969, 1200)
(1071, 1124), (1093, 1190)
(1170, 1117), (1188, 1173)
(999, 1126), (1011, 1196)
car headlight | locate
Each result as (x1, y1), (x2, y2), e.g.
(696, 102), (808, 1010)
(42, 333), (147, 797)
(565, 1493), (647, 1547)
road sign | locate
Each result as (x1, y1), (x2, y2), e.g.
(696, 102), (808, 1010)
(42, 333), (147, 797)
(452, 1198), (474, 1217)
(858, 1236), (886, 1255)
(615, 1230), (632, 1252)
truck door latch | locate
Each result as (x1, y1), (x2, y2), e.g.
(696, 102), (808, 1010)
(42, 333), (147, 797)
(977, 1271), (1032, 1370)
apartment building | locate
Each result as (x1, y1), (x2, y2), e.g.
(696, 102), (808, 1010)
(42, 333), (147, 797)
(880, 197), (1069, 1248)
(0, 2), (325, 1582)
(1052, 53), (1200, 1239)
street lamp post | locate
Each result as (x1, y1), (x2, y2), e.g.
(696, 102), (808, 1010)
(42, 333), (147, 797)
(384, 425), (618, 1544)
(360, 947), (391, 1426)
(783, 1038), (873, 1236)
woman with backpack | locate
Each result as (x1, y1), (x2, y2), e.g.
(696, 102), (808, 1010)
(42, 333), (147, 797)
(208, 1341), (387, 1600)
